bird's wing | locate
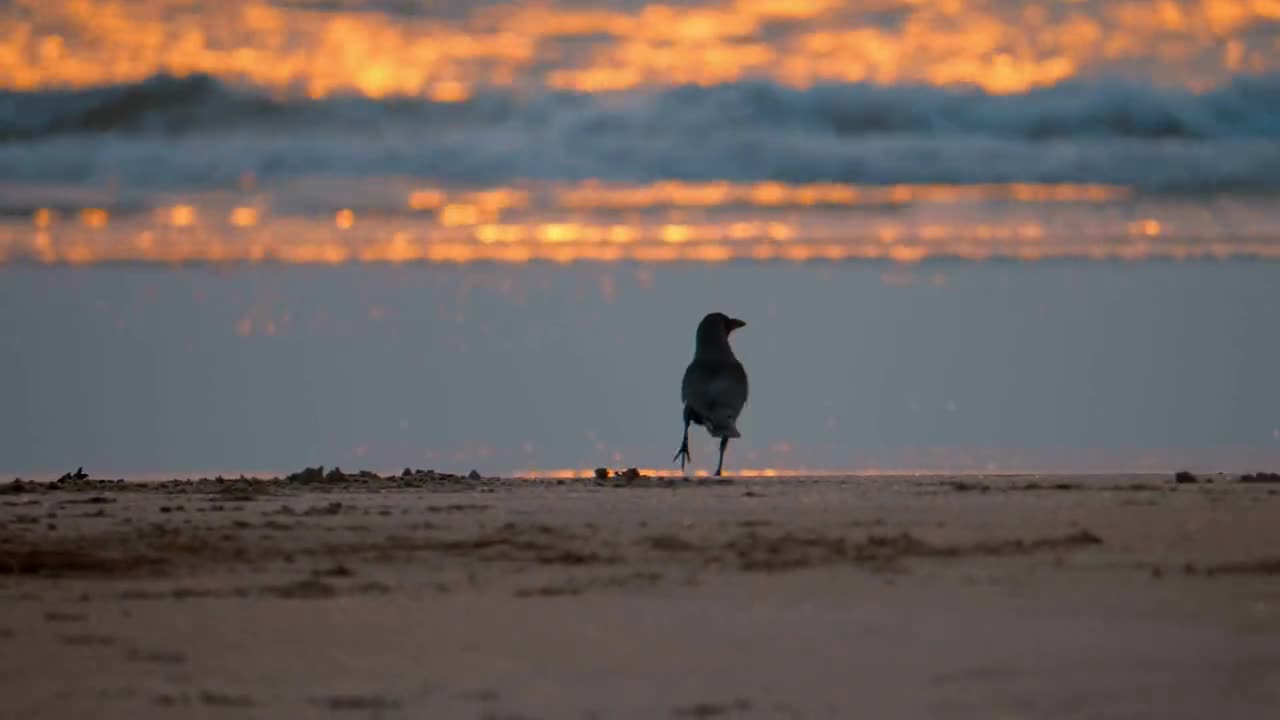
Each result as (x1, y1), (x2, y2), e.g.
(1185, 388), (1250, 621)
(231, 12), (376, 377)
(684, 360), (747, 417)
(707, 363), (748, 417)
(697, 377), (744, 438)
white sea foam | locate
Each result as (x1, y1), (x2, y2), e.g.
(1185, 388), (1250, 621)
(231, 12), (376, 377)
(2, 75), (1280, 191)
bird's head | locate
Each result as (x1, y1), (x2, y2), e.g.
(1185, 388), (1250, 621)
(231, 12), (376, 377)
(697, 312), (746, 343)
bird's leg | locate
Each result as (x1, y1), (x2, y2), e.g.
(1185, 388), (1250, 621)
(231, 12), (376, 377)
(672, 408), (692, 471)
(714, 436), (730, 477)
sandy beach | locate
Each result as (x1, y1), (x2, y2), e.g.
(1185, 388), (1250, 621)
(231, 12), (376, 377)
(2, 470), (1278, 719)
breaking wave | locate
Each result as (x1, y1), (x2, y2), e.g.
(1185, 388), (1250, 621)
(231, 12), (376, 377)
(3, 73), (1280, 190)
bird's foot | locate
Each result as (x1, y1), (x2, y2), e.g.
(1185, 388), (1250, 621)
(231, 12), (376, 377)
(672, 442), (691, 471)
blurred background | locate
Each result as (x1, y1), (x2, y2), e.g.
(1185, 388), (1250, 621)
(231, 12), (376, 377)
(1, 0), (1278, 477)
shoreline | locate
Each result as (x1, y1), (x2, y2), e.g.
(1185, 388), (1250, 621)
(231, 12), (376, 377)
(6, 465), (1272, 486)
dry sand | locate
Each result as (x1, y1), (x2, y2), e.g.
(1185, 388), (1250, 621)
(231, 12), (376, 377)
(2, 470), (1279, 719)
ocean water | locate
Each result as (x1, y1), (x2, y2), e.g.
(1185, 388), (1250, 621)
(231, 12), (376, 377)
(1, 0), (1278, 476)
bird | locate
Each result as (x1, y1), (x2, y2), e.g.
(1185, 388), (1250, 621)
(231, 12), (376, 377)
(673, 312), (749, 477)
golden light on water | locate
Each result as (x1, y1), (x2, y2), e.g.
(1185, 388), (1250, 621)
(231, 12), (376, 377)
(1131, 218), (1163, 236)
(168, 204), (196, 227)
(555, 181), (1131, 209)
(3, 180), (1278, 265)
(230, 206), (259, 227)
(79, 208), (109, 228)
(6, 225), (1278, 265)
(426, 79), (471, 103)
(2, 0), (1277, 98)
(408, 190), (446, 211)
(439, 204), (483, 227)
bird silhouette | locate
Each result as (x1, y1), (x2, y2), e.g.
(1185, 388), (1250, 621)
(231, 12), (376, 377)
(673, 312), (749, 477)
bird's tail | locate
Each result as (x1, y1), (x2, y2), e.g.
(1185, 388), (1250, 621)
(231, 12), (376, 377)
(706, 416), (741, 439)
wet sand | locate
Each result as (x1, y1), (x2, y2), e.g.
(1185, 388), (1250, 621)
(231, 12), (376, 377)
(3, 471), (1279, 719)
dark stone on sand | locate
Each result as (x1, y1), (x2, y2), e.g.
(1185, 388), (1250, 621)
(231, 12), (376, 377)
(1174, 470), (1199, 484)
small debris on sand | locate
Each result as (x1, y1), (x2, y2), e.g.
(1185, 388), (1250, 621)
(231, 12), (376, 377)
(56, 467), (90, 483)
(285, 466), (325, 483)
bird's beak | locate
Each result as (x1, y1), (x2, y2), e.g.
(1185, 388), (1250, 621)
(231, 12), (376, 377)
(728, 318), (746, 332)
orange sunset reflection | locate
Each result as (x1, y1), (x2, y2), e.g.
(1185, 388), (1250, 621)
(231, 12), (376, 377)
(3, 179), (1279, 265)
(2, 0), (1277, 98)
